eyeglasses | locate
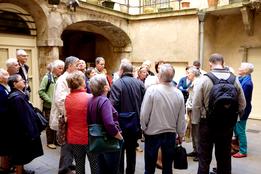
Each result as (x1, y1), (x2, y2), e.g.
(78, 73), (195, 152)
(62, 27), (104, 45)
(16, 78), (25, 82)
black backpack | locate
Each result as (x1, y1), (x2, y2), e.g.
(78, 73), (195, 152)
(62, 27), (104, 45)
(45, 72), (52, 92)
(205, 72), (239, 124)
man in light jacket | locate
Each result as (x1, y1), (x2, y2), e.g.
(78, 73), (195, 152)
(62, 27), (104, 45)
(140, 64), (186, 174)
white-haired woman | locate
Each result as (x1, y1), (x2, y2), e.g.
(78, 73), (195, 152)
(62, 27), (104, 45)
(38, 59), (64, 149)
(233, 62), (254, 158)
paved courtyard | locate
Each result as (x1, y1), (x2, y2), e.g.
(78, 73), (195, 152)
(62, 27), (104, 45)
(25, 119), (261, 174)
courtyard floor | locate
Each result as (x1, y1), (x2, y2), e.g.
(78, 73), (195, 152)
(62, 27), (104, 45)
(25, 119), (261, 174)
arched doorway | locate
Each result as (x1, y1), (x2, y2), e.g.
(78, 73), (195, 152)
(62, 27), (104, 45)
(61, 20), (132, 75)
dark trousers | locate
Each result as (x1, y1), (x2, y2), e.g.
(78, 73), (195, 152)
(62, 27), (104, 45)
(192, 123), (199, 153)
(197, 119), (234, 174)
(58, 143), (74, 174)
(43, 107), (57, 145)
(71, 144), (88, 174)
(144, 132), (176, 174)
(119, 133), (137, 174)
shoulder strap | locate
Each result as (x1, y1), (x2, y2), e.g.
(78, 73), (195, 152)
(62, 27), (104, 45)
(120, 78), (136, 110)
(205, 72), (236, 85)
(45, 72), (52, 92)
(226, 73), (236, 84)
(205, 72), (219, 85)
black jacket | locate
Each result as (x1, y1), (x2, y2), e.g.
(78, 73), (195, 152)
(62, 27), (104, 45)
(109, 74), (145, 116)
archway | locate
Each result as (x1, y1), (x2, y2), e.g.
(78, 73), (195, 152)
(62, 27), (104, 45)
(61, 20), (132, 74)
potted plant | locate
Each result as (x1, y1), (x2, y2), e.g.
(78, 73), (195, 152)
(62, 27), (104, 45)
(181, 0), (190, 8)
(102, 0), (115, 9)
(48, 0), (60, 5)
(143, 0), (155, 13)
(208, 0), (218, 8)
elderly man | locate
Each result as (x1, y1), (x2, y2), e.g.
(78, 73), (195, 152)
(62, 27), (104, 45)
(6, 58), (20, 75)
(109, 62), (145, 174)
(192, 53), (246, 174)
(140, 64), (186, 174)
(50, 56), (79, 174)
(94, 57), (105, 74)
(16, 49), (30, 95)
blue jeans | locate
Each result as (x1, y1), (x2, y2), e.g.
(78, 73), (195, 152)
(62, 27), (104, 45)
(234, 120), (247, 154)
(144, 132), (176, 174)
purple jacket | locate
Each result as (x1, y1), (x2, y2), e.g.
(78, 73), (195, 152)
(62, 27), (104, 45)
(88, 95), (121, 137)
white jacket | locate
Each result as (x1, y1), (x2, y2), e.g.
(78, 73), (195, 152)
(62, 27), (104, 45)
(49, 72), (70, 131)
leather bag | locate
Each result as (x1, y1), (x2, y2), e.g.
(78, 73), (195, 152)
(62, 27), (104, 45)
(34, 107), (48, 132)
(173, 145), (188, 170)
(88, 124), (120, 153)
(119, 112), (141, 136)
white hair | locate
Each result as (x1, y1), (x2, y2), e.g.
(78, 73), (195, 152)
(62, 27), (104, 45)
(0, 68), (8, 77)
(6, 58), (18, 68)
(16, 49), (27, 56)
(241, 62), (254, 74)
(52, 60), (65, 69)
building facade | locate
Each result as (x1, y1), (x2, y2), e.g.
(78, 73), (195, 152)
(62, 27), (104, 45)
(0, 0), (260, 119)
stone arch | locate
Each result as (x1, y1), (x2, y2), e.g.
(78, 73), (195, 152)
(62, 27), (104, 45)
(0, 0), (49, 45)
(61, 20), (132, 73)
(64, 20), (131, 48)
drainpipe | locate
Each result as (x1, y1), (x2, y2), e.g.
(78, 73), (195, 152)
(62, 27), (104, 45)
(198, 11), (206, 66)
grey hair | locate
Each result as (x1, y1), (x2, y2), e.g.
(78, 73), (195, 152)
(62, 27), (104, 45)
(241, 62), (254, 74)
(120, 62), (133, 75)
(52, 60), (65, 69)
(188, 66), (201, 77)
(16, 49), (27, 56)
(90, 74), (108, 96)
(95, 57), (105, 65)
(159, 64), (175, 83)
(0, 68), (7, 76)
(64, 56), (79, 70)
(6, 58), (18, 68)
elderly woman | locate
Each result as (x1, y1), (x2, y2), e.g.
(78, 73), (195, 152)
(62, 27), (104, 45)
(185, 66), (201, 161)
(85, 67), (97, 93)
(7, 74), (43, 174)
(65, 71), (91, 174)
(233, 62), (254, 158)
(137, 66), (148, 83)
(0, 69), (10, 173)
(88, 74), (123, 174)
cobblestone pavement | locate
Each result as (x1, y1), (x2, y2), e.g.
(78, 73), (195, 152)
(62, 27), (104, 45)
(25, 119), (261, 174)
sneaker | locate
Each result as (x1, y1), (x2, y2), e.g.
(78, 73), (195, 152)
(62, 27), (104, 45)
(232, 152), (247, 158)
(47, 144), (57, 149)
(187, 151), (197, 157)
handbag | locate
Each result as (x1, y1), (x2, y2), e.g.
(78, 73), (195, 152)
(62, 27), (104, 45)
(173, 144), (188, 170)
(57, 115), (67, 145)
(88, 124), (121, 153)
(88, 98), (120, 153)
(119, 112), (141, 136)
(34, 107), (48, 132)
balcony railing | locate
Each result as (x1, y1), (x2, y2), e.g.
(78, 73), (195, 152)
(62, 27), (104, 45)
(75, 0), (249, 15)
